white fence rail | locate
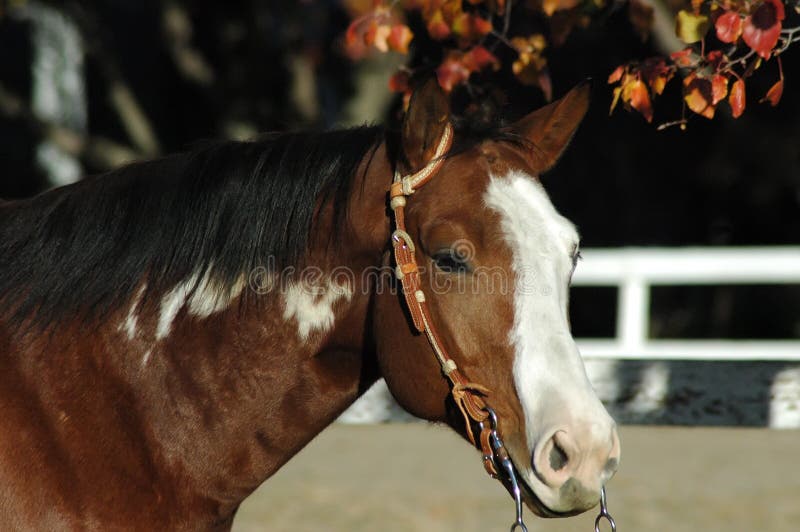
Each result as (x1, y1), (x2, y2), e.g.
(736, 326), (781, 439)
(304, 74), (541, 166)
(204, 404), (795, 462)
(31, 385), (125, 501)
(573, 247), (800, 361)
(342, 247), (800, 427)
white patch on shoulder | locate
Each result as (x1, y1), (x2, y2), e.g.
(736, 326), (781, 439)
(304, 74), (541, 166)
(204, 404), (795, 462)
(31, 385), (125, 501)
(157, 280), (191, 340)
(283, 278), (353, 341)
(187, 270), (246, 319)
(156, 267), (245, 340)
(119, 284), (146, 340)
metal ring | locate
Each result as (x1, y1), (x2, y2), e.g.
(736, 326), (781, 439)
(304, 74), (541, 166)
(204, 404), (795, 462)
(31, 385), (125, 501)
(594, 487), (617, 532)
(594, 513), (616, 532)
(392, 229), (415, 253)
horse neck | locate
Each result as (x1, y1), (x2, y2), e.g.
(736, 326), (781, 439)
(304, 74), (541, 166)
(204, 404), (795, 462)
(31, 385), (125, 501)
(94, 142), (392, 514)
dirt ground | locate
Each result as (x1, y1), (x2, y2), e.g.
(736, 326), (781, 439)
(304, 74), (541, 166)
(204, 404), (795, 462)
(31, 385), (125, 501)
(233, 424), (799, 532)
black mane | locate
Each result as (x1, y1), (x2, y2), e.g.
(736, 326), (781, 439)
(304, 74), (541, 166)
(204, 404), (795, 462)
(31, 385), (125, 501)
(0, 126), (384, 323)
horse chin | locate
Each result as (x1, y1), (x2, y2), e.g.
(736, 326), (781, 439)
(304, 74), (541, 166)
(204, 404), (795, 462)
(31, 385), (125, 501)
(511, 460), (588, 519)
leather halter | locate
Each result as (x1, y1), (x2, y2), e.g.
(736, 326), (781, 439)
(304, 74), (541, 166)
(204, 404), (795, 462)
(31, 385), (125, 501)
(389, 124), (530, 531)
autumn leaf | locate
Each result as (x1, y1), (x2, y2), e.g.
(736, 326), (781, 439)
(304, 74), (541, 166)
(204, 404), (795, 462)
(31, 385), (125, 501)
(715, 11), (743, 43)
(706, 50), (725, 70)
(675, 10), (710, 44)
(761, 79), (784, 106)
(426, 9), (451, 40)
(541, 0), (581, 17)
(387, 24), (413, 53)
(366, 21), (392, 52)
(608, 65), (625, 84)
(670, 48), (696, 67)
(623, 79), (653, 122)
(610, 86), (623, 115)
(711, 74), (729, 105)
(511, 35), (549, 92)
(641, 58), (673, 95)
(742, 0), (786, 59)
(684, 73), (715, 119)
(463, 45), (500, 72)
(729, 78), (746, 118)
(435, 47), (499, 92)
(436, 55), (471, 92)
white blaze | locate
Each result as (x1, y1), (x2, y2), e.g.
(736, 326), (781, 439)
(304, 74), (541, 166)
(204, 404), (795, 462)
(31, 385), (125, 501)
(484, 171), (609, 467)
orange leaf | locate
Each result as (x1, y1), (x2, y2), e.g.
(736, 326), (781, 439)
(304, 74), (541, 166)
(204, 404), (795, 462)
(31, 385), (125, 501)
(471, 15), (493, 36)
(641, 58), (673, 96)
(608, 65), (624, 84)
(760, 79), (784, 106)
(715, 11), (743, 43)
(684, 74), (715, 119)
(623, 79), (653, 122)
(729, 78), (746, 118)
(742, 0), (785, 59)
(426, 9), (451, 40)
(387, 24), (413, 53)
(711, 74), (729, 105)
(670, 48), (696, 67)
(464, 45), (500, 72)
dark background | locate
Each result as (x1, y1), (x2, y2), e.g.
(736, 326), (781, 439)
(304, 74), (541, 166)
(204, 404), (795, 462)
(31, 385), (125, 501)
(1, 1), (798, 341)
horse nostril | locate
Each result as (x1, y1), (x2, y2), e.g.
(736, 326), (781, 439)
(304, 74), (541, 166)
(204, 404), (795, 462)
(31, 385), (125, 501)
(549, 440), (569, 471)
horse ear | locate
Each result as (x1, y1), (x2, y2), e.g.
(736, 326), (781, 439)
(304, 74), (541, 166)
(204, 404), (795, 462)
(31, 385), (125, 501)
(514, 82), (591, 173)
(401, 78), (451, 171)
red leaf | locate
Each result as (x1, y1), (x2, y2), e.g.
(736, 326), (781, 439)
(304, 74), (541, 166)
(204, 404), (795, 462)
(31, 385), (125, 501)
(436, 55), (471, 92)
(471, 15), (493, 36)
(387, 24), (413, 54)
(715, 11), (743, 43)
(729, 78), (746, 118)
(670, 48), (696, 67)
(426, 9), (451, 40)
(463, 45), (499, 72)
(711, 74), (729, 105)
(761, 79), (784, 106)
(706, 50), (725, 70)
(742, 0), (785, 59)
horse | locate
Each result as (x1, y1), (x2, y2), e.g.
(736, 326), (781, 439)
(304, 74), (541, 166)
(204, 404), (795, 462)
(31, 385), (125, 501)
(0, 80), (620, 531)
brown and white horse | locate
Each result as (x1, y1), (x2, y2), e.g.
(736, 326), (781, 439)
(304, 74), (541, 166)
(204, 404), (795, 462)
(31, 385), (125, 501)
(0, 81), (619, 530)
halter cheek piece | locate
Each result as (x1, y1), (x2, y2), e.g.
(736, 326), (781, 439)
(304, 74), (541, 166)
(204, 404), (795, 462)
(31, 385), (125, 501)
(388, 124), (616, 532)
(389, 124), (528, 532)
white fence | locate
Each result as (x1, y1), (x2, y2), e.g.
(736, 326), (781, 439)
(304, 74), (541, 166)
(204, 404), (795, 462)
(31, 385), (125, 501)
(341, 247), (800, 427)
(573, 247), (800, 361)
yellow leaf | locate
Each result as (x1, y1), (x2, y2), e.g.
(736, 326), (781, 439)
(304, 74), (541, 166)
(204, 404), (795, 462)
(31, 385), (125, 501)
(675, 10), (710, 44)
(610, 86), (622, 115)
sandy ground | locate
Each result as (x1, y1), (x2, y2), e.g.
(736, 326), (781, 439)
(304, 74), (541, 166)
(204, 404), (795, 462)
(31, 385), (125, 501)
(233, 425), (799, 532)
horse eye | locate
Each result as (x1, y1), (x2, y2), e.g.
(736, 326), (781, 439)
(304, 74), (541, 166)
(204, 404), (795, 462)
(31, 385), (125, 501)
(432, 249), (471, 274)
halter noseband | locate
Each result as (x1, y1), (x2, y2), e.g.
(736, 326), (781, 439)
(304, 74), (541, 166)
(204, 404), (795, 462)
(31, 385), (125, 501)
(388, 124), (529, 532)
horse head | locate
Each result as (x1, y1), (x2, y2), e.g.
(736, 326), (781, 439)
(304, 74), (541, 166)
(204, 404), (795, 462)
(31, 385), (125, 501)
(373, 80), (620, 517)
